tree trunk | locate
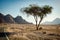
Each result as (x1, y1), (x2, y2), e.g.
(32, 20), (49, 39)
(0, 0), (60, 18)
(36, 26), (38, 30)
(34, 16), (38, 30)
(37, 17), (43, 30)
(34, 16), (43, 30)
(35, 16), (38, 30)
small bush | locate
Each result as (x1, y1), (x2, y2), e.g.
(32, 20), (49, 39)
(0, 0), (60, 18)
(43, 32), (46, 34)
(39, 27), (42, 30)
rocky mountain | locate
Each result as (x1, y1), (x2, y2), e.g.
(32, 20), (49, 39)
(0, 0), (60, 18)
(53, 18), (60, 24)
(0, 13), (31, 24)
(4, 14), (15, 23)
(0, 13), (5, 23)
(43, 18), (60, 24)
(14, 16), (29, 24)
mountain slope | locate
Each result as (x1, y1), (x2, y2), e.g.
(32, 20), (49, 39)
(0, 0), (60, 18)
(43, 18), (60, 24)
(4, 14), (15, 23)
(0, 13), (31, 24)
(0, 13), (5, 23)
(14, 16), (29, 24)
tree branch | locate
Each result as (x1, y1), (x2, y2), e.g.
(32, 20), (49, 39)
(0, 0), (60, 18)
(37, 16), (43, 28)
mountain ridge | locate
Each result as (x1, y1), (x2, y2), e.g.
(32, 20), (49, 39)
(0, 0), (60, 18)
(43, 18), (60, 24)
(0, 13), (31, 24)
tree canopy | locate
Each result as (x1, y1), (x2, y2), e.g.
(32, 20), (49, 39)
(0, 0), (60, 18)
(21, 4), (53, 30)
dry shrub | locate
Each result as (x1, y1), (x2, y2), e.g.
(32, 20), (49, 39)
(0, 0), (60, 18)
(43, 38), (52, 40)
(9, 37), (28, 40)
(26, 34), (39, 40)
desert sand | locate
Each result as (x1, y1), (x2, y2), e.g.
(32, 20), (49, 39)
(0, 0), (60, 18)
(0, 23), (60, 40)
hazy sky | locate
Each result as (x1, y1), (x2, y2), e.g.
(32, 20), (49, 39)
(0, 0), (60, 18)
(0, 0), (60, 24)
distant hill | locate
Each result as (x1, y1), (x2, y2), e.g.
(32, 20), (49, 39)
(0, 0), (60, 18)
(4, 14), (15, 23)
(0, 13), (31, 24)
(14, 16), (30, 24)
(43, 18), (60, 24)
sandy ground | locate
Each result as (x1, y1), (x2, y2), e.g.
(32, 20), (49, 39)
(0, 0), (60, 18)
(0, 23), (60, 40)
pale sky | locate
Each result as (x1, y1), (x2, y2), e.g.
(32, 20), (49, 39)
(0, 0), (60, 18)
(0, 0), (60, 24)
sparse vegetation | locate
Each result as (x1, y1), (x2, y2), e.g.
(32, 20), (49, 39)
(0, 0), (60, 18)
(9, 37), (28, 40)
(0, 24), (60, 40)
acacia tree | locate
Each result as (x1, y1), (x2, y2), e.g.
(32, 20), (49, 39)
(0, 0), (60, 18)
(21, 4), (52, 30)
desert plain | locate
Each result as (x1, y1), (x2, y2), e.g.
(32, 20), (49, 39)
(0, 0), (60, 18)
(0, 23), (60, 40)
